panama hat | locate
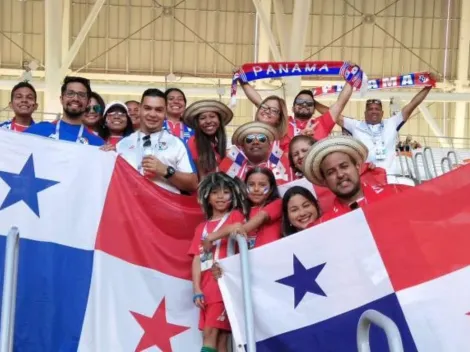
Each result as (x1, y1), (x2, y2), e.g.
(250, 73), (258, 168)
(103, 101), (129, 116)
(231, 121), (279, 146)
(303, 135), (369, 185)
(182, 100), (233, 129)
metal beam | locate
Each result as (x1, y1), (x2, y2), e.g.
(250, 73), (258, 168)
(44, 0), (64, 114)
(61, 0), (71, 60)
(251, 0), (282, 62)
(418, 105), (452, 148)
(60, 0), (106, 77)
(453, 0), (470, 141)
(283, 0), (312, 105)
(272, 0), (288, 56)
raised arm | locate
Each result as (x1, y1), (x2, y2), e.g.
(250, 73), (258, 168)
(328, 82), (354, 127)
(240, 81), (263, 107)
(401, 85), (433, 122)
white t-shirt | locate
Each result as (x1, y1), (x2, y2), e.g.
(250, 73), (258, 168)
(343, 113), (404, 175)
(116, 130), (196, 194)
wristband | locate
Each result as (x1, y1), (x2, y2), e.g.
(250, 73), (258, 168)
(193, 293), (204, 303)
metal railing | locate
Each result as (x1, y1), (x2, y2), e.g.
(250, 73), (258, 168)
(357, 310), (404, 352)
(0, 227), (20, 352)
(235, 234), (256, 352)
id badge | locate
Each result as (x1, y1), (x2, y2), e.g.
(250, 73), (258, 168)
(200, 250), (214, 272)
(375, 145), (386, 161)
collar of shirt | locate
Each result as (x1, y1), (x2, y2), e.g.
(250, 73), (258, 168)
(331, 183), (386, 214)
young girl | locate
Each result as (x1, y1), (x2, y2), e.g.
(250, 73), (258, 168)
(99, 101), (134, 146)
(189, 172), (249, 352)
(281, 186), (321, 237)
(203, 167), (282, 251)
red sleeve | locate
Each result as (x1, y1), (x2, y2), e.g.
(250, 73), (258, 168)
(188, 222), (204, 256)
(230, 210), (247, 223)
(187, 136), (198, 162)
(313, 111), (336, 141)
(262, 199), (282, 222)
(360, 163), (388, 186)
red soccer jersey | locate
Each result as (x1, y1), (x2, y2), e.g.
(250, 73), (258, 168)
(165, 120), (182, 139)
(316, 183), (411, 224)
(187, 135), (221, 173)
(247, 199), (282, 249)
(287, 111), (336, 141)
(106, 136), (123, 146)
(188, 211), (245, 303)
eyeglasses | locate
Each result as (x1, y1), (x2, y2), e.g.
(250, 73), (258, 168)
(366, 99), (382, 106)
(244, 134), (268, 144)
(64, 90), (88, 99)
(87, 105), (103, 114)
(259, 104), (280, 116)
(107, 111), (126, 117)
(294, 99), (315, 107)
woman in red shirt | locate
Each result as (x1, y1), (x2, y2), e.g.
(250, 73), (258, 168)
(189, 173), (249, 352)
(183, 100), (233, 178)
(99, 101), (134, 146)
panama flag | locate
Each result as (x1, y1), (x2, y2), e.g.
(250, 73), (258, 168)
(219, 164), (470, 351)
(0, 129), (204, 351)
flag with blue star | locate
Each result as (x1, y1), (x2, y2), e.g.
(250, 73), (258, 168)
(276, 255), (326, 308)
(0, 154), (59, 217)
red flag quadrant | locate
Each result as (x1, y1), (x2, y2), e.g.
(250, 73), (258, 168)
(364, 163), (470, 291)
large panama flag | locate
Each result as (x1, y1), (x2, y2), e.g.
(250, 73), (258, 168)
(219, 162), (470, 351)
(0, 129), (205, 351)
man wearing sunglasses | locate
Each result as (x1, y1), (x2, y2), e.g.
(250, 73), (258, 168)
(25, 76), (104, 146)
(334, 82), (433, 180)
(117, 88), (198, 194)
(219, 121), (292, 185)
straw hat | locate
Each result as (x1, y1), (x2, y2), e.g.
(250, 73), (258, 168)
(303, 135), (369, 185)
(231, 121), (279, 146)
(182, 100), (233, 129)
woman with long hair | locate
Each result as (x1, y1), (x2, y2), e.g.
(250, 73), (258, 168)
(83, 91), (105, 135)
(281, 186), (321, 237)
(183, 100), (233, 178)
(99, 101), (134, 146)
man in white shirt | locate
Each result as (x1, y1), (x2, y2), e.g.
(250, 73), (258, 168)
(336, 85), (432, 180)
(117, 88), (198, 194)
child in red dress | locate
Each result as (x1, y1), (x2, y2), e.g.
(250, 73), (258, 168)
(189, 172), (249, 352)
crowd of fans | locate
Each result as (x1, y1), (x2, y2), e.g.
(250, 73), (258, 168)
(1, 71), (433, 352)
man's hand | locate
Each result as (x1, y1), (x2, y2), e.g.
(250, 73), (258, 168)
(142, 155), (167, 178)
(300, 120), (319, 137)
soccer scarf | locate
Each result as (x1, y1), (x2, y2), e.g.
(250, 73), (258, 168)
(311, 72), (436, 97)
(230, 61), (365, 106)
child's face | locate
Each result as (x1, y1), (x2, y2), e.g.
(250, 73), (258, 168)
(208, 187), (232, 214)
(246, 172), (271, 205)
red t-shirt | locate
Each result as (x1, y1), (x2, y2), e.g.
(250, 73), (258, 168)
(316, 183), (411, 224)
(11, 119), (31, 132)
(187, 135), (221, 170)
(276, 134), (292, 153)
(188, 211), (245, 303)
(247, 199), (282, 249)
(287, 111), (336, 141)
(165, 120), (183, 138)
(106, 136), (123, 146)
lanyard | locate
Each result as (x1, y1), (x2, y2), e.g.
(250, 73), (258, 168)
(53, 120), (85, 143)
(136, 130), (164, 174)
(200, 212), (231, 272)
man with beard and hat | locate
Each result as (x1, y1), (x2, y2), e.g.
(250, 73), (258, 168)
(302, 135), (411, 223)
(25, 76), (104, 146)
(219, 121), (293, 185)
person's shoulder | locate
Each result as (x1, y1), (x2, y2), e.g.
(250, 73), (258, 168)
(165, 130), (186, 146)
(0, 120), (11, 128)
(24, 121), (54, 134)
(116, 132), (138, 150)
(85, 133), (105, 146)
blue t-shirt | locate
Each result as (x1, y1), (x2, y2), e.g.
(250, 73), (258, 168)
(25, 120), (104, 146)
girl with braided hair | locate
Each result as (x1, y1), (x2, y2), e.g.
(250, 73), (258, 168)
(188, 172), (249, 352)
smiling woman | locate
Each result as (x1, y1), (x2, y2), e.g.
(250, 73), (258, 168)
(99, 101), (134, 146)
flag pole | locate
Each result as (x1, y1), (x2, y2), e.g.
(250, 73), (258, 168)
(356, 309), (404, 352)
(0, 227), (20, 352)
(235, 235), (257, 352)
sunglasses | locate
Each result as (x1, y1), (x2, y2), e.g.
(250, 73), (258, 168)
(295, 99), (315, 107)
(366, 99), (382, 106)
(87, 105), (103, 114)
(244, 134), (268, 144)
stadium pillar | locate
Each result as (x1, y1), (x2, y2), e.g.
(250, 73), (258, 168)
(453, 0), (470, 147)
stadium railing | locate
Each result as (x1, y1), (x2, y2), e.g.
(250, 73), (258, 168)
(356, 310), (404, 352)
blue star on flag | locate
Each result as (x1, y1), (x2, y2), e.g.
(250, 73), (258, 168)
(0, 154), (59, 217)
(276, 255), (327, 308)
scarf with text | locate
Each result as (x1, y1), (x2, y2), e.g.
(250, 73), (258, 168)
(230, 61), (365, 106)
